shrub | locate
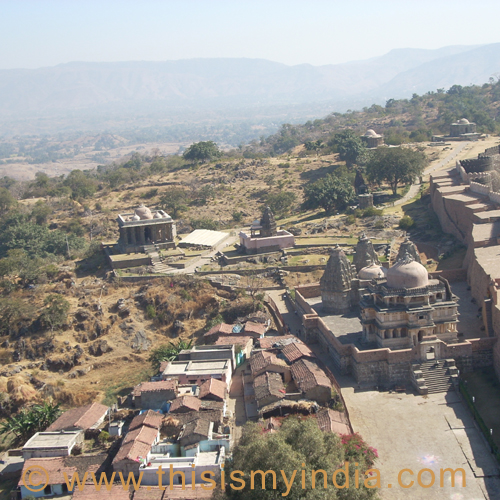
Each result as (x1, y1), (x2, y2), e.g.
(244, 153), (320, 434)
(146, 304), (156, 319)
(399, 216), (415, 230)
(98, 431), (110, 444)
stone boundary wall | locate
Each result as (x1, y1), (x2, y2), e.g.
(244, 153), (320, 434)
(469, 181), (491, 196)
(429, 269), (467, 282)
(295, 286), (495, 384)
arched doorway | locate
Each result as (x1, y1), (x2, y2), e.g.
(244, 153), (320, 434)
(426, 346), (435, 360)
(418, 330), (426, 342)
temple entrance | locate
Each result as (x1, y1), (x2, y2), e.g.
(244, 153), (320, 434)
(145, 227), (153, 243)
(418, 330), (426, 342)
(426, 347), (435, 360)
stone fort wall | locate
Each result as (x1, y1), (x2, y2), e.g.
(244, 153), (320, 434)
(430, 150), (500, 380)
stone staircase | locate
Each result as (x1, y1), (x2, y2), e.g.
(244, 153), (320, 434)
(145, 248), (174, 274)
(411, 359), (458, 395)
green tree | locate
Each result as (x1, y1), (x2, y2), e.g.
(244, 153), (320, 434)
(366, 147), (427, 195)
(218, 417), (378, 500)
(159, 187), (189, 218)
(265, 191), (297, 216)
(0, 297), (33, 335)
(31, 201), (52, 225)
(183, 141), (222, 163)
(149, 339), (193, 371)
(0, 187), (16, 213)
(329, 130), (366, 168)
(41, 294), (70, 332)
(302, 174), (355, 214)
(64, 170), (98, 199)
(0, 402), (61, 443)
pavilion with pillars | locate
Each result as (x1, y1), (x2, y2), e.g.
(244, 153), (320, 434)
(117, 205), (176, 252)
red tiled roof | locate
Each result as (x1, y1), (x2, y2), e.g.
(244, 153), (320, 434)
(19, 455), (106, 486)
(113, 440), (152, 463)
(159, 361), (169, 374)
(46, 402), (108, 432)
(73, 484), (131, 500)
(244, 321), (266, 336)
(203, 323), (234, 338)
(179, 418), (212, 442)
(282, 343), (316, 364)
(129, 410), (163, 432)
(249, 351), (287, 375)
(198, 378), (226, 401)
(135, 380), (177, 395)
(214, 336), (253, 348)
(258, 335), (297, 349)
(316, 409), (350, 435)
(253, 372), (285, 403)
(123, 426), (158, 447)
(169, 395), (201, 414)
(290, 359), (331, 393)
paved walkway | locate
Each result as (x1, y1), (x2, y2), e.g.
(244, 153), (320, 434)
(267, 289), (500, 499)
(392, 142), (470, 207)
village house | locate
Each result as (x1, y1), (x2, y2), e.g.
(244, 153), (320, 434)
(198, 378), (227, 402)
(253, 372), (286, 408)
(281, 342), (317, 364)
(316, 408), (351, 435)
(214, 336), (254, 361)
(290, 359), (332, 404)
(45, 402), (109, 434)
(18, 455), (107, 499)
(169, 395), (201, 414)
(132, 380), (178, 410)
(22, 431), (82, 459)
(178, 344), (236, 371)
(249, 351), (291, 382)
(161, 359), (232, 388)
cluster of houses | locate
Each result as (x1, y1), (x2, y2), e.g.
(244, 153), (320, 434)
(12, 313), (350, 500)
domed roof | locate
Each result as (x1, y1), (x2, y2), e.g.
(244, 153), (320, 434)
(386, 253), (429, 289)
(457, 118), (470, 124)
(131, 214), (141, 221)
(135, 205), (153, 220)
(365, 129), (377, 137)
(359, 264), (387, 280)
(153, 212), (163, 218)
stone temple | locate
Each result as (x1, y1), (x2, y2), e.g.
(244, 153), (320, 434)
(238, 206), (294, 254)
(360, 252), (458, 350)
(117, 205), (176, 252)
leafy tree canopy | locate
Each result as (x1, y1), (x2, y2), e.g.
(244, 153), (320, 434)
(159, 187), (189, 219)
(265, 191), (297, 217)
(302, 174), (355, 214)
(183, 141), (222, 163)
(365, 147), (428, 195)
(328, 130), (367, 168)
(217, 417), (378, 500)
(149, 339), (193, 371)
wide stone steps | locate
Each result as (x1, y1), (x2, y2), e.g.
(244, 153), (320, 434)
(412, 360), (456, 395)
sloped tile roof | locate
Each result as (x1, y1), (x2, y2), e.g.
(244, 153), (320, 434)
(316, 409), (350, 435)
(137, 380), (177, 394)
(282, 343), (316, 364)
(169, 395), (201, 414)
(203, 323), (234, 338)
(198, 378), (226, 401)
(128, 410), (163, 432)
(253, 372), (285, 404)
(243, 321), (266, 336)
(113, 440), (152, 463)
(258, 335), (297, 349)
(249, 351), (287, 375)
(46, 402), (108, 432)
(19, 455), (106, 486)
(179, 418), (211, 442)
(290, 359), (331, 393)
(123, 426), (158, 447)
(214, 336), (253, 348)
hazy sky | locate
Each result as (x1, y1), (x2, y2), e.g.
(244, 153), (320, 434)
(2, 0), (500, 69)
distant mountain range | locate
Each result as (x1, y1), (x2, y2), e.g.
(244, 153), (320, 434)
(1, 43), (500, 136)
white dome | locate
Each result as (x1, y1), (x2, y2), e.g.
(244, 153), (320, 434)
(359, 264), (387, 280)
(131, 214), (141, 221)
(386, 254), (428, 289)
(153, 212), (162, 219)
(457, 118), (470, 124)
(365, 129), (377, 137)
